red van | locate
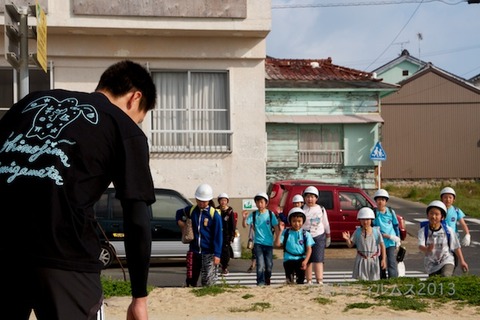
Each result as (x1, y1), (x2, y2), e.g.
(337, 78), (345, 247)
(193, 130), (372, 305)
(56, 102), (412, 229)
(267, 180), (407, 242)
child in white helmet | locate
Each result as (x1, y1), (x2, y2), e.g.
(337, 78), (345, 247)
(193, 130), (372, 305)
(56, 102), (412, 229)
(278, 194), (304, 225)
(342, 207), (386, 281)
(373, 189), (400, 279)
(175, 183), (223, 287)
(302, 186), (331, 285)
(216, 193), (236, 275)
(418, 200), (468, 277)
(275, 207), (314, 284)
(440, 187), (471, 247)
(242, 192), (279, 286)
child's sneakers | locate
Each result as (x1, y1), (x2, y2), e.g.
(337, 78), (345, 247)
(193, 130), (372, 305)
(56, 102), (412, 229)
(222, 268), (229, 275)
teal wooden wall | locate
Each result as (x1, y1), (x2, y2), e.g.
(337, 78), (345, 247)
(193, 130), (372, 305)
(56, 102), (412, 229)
(265, 89), (380, 189)
(266, 91), (378, 114)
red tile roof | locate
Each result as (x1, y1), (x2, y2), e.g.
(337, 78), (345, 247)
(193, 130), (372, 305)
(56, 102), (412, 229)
(266, 57), (376, 81)
(265, 57), (398, 90)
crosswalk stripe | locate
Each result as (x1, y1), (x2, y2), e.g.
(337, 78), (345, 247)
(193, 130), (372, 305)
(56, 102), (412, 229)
(464, 218), (480, 225)
(216, 271), (427, 286)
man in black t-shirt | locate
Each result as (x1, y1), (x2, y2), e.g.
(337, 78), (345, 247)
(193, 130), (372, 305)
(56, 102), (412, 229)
(0, 60), (156, 320)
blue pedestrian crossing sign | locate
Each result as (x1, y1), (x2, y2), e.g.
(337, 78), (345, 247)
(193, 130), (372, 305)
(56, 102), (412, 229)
(370, 142), (386, 161)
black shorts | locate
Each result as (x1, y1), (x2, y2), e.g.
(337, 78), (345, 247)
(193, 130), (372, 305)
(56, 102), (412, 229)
(2, 266), (103, 320)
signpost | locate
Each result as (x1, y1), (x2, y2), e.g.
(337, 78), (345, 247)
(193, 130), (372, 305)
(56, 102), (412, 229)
(35, 1), (47, 73)
(4, 1), (47, 100)
(370, 142), (387, 189)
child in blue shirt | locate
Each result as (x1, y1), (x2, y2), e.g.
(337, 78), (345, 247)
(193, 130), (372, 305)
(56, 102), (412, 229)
(373, 189), (400, 279)
(275, 207), (314, 284)
(440, 187), (471, 246)
(242, 192), (279, 286)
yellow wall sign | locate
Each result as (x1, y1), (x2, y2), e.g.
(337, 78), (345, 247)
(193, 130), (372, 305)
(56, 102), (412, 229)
(36, 1), (47, 72)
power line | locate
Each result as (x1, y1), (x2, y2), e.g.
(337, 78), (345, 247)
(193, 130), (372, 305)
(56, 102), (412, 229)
(272, 0), (465, 9)
(364, 0), (424, 70)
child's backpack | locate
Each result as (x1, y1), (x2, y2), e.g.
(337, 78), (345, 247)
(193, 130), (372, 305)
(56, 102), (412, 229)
(252, 210), (275, 234)
(374, 207), (404, 240)
(282, 228), (308, 256)
(233, 211), (238, 229)
(420, 220), (451, 249)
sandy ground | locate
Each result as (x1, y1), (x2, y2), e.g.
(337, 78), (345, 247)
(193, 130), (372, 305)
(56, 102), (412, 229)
(102, 284), (479, 320)
(102, 235), (477, 320)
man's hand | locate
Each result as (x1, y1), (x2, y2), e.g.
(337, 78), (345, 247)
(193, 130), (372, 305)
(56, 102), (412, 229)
(127, 296), (148, 320)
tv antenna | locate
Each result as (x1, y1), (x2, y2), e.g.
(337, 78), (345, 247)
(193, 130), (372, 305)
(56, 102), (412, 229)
(417, 32), (423, 61)
(393, 41), (410, 53)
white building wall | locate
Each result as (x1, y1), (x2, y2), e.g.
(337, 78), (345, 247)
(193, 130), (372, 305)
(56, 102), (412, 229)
(0, 0), (270, 200)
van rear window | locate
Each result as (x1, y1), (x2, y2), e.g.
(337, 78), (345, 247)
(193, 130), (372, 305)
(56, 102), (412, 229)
(317, 191), (333, 210)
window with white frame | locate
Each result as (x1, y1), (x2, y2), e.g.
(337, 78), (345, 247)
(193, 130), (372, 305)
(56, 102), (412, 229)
(150, 70), (231, 153)
(298, 124), (344, 167)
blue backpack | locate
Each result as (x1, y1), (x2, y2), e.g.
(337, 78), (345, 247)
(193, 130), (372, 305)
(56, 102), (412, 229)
(420, 220), (451, 248)
(282, 228), (308, 256)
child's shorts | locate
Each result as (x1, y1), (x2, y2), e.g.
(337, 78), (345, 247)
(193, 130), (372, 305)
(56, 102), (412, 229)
(309, 233), (326, 263)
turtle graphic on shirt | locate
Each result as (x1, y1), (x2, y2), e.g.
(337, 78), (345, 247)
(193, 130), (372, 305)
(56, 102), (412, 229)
(22, 96), (98, 140)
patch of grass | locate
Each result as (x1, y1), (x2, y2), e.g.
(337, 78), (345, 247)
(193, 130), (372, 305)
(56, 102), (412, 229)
(242, 293), (255, 299)
(358, 275), (480, 313)
(101, 276), (154, 298)
(191, 285), (228, 297)
(343, 302), (375, 311)
(375, 295), (429, 312)
(190, 283), (247, 297)
(313, 296), (333, 304)
(230, 302), (271, 312)
(385, 181), (480, 218)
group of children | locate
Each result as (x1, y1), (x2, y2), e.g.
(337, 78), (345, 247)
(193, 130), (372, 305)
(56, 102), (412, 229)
(342, 186), (470, 281)
(244, 185), (471, 285)
(179, 183), (471, 287)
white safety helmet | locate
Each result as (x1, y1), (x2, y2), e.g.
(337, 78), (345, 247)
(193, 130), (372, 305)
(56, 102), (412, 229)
(292, 194), (304, 203)
(303, 186), (319, 198)
(357, 207), (375, 220)
(254, 192), (269, 203)
(217, 193), (229, 201)
(288, 207), (306, 224)
(440, 187), (456, 199)
(194, 183), (213, 201)
(374, 189), (390, 201)
(426, 200), (447, 218)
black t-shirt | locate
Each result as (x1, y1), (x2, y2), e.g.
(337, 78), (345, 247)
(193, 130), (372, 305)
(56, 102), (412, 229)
(0, 89), (155, 272)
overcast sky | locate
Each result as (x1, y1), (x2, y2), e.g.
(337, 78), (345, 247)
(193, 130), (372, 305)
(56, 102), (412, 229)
(267, 0), (480, 79)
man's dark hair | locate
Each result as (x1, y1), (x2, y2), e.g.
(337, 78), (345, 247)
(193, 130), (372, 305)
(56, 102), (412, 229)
(96, 60), (157, 112)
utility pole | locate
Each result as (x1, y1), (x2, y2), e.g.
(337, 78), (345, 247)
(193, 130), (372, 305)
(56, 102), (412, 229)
(4, 2), (46, 100)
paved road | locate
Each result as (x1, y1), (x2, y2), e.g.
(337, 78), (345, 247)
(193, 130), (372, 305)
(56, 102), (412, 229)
(102, 251), (430, 288)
